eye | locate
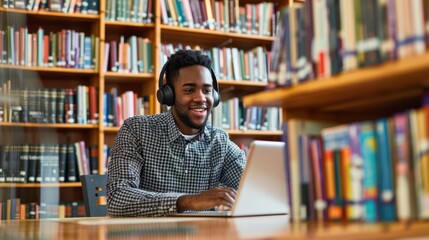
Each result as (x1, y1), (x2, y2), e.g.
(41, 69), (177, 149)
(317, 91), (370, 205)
(184, 88), (194, 93)
(203, 89), (212, 94)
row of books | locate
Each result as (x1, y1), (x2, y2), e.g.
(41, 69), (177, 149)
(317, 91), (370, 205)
(213, 97), (281, 131)
(286, 105), (429, 223)
(0, 141), (98, 183)
(1, 0), (99, 14)
(161, 0), (276, 36)
(0, 83), (98, 124)
(161, 43), (270, 82)
(104, 36), (153, 74)
(103, 88), (150, 127)
(0, 199), (85, 220)
(269, 0), (429, 87)
(105, 0), (153, 23)
(0, 26), (99, 69)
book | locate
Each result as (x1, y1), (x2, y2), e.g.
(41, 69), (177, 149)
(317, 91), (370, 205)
(88, 145), (98, 174)
(66, 144), (77, 182)
(58, 144), (67, 182)
(347, 123), (364, 221)
(321, 125), (350, 221)
(18, 144), (29, 183)
(375, 118), (396, 221)
(88, 85), (98, 124)
(56, 88), (65, 124)
(359, 121), (379, 222)
(393, 112), (415, 221)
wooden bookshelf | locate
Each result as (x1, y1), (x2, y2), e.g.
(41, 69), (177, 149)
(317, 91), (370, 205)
(0, 182), (81, 188)
(243, 52), (429, 122)
(0, 0), (283, 220)
(0, 65), (99, 75)
(218, 80), (267, 100)
(160, 25), (275, 50)
(0, 7), (100, 20)
(0, 122), (98, 129)
(103, 72), (155, 83)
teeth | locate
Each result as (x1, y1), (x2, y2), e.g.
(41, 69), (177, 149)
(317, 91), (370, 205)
(194, 109), (204, 112)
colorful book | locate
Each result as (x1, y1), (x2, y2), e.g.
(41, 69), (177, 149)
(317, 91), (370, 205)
(375, 118), (396, 221)
(359, 121), (379, 222)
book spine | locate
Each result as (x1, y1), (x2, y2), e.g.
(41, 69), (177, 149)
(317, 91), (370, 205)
(58, 144), (67, 182)
(375, 118), (396, 221)
(27, 145), (37, 183)
(18, 144), (29, 183)
(359, 122), (379, 222)
(89, 145), (98, 174)
(66, 144), (77, 182)
(56, 88), (65, 123)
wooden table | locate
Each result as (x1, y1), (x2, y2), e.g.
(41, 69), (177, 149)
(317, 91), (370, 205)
(1, 215), (429, 239)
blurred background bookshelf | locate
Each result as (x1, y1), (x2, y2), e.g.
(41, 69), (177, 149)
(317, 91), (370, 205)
(244, 0), (429, 231)
(0, 0), (284, 219)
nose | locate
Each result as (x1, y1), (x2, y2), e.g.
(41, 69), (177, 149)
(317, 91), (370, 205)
(193, 90), (207, 102)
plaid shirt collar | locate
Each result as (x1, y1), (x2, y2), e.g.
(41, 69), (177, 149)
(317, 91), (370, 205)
(165, 109), (212, 143)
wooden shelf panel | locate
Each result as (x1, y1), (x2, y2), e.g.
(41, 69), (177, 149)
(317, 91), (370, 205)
(0, 8), (100, 21)
(0, 182), (81, 188)
(0, 65), (99, 75)
(227, 130), (283, 136)
(0, 123), (98, 129)
(104, 21), (155, 38)
(103, 126), (120, 132)
(105, 21), (154, 28)
(243, 52), (429, 120)
(102, 126), (282, 137)
(104, 72), (155, 83)
(160, 25), (274, 50)
(218, 80), (267, 100)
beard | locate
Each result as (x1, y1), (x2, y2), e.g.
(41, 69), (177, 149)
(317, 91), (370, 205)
(173, 104), (210, 130)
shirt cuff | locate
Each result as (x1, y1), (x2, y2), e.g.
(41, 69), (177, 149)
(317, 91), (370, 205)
(162, 193), (186, 214)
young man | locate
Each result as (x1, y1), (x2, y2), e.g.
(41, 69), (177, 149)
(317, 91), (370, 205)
(106, 50), (246, 217)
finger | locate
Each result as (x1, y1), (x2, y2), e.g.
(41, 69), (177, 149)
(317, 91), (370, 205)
(216, 205), (231, 211)
(217, 199), (233, 208)
(217, 191), (235, 206)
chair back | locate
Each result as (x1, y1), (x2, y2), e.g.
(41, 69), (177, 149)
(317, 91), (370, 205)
(81, 174), (107, 217)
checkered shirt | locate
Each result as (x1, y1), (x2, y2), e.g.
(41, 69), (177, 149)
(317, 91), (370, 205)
(106, 109), (246, 217)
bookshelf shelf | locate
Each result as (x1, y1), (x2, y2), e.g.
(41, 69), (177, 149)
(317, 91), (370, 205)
(103, 72), (155, 83)
(105, 21), (155, 28)
(102, 126), (282, 138)
(0, 123), (98, 129)
(227, 130), (283, 136)
(218, 80), (267, 100)
(0, 65), (99, 75)
(243, 52), (429, 121)
(102, 126), (120, 132)
(160, 25), (274, 50)
(0, 8), (100, 21)
(0, 182), (81, 188)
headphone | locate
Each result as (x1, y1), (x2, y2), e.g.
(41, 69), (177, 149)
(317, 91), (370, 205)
(157, 59), (220, 107)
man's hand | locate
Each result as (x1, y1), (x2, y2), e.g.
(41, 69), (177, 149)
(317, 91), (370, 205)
(177, 186), (236, 212)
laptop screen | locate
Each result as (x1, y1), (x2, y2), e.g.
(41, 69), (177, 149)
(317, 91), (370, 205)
(231, 140), (289, 216)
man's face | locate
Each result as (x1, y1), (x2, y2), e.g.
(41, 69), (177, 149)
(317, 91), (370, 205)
(171, 65), (214, 135)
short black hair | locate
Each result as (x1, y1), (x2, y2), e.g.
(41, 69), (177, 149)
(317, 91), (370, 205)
(165, 50), (212, 86)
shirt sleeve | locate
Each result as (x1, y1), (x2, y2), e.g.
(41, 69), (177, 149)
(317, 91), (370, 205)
(220, 139), (247, 189)
(106, 120), (184, 217)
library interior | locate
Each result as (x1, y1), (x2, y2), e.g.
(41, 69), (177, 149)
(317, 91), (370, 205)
(1, 0), (429, 239)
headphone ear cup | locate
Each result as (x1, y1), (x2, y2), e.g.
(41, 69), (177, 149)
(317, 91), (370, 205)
(157, 84), (175, 106)
(212, 90), (220, 108)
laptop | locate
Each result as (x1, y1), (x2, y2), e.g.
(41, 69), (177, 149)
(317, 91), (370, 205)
(170, 140), (289, 217)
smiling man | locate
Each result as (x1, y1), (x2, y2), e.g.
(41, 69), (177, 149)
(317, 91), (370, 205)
(106, 50), (246, 217)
